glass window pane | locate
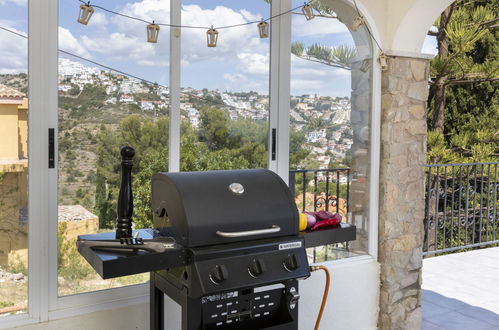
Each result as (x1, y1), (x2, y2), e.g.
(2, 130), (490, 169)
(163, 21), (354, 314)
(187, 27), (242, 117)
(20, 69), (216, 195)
(289, 0), (373, 261)
(179, 0), (270, 171)
(58, 0), (169, 296)
(0, 0), (28, 315)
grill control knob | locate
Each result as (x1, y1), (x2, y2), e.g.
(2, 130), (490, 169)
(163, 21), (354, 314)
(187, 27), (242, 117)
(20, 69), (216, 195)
(248, 259), (266, 278)
(283, 254), (300, 272)
(209, 265), (228, 284)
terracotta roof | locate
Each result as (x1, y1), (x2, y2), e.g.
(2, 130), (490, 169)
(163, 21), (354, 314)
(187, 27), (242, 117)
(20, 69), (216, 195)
(58, 205), (97, 222)
(0, 84), (25, 99)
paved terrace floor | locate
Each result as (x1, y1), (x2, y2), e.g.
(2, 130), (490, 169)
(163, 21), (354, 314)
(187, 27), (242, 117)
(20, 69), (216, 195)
(422, 247), (499, 330)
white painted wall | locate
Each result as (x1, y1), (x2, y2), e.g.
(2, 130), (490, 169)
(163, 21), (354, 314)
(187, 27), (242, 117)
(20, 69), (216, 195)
(13, 304), (149, 330)
(14, 257), (379, 330)
(300, 257), (380, 330)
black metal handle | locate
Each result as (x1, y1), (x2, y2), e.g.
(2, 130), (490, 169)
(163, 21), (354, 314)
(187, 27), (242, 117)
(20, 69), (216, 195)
(48, 128), (55, 168)
(271, 128), (276, 161)
(116, 146), (135, 239)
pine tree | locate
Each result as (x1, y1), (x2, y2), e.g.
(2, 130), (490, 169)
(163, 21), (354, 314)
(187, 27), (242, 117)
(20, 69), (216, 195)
(427, 0), (498, 163)
(428, 0), (498, 133)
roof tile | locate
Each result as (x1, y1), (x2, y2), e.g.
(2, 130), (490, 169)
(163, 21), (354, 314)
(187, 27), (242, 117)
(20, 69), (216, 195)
(0, 84), (25, 99)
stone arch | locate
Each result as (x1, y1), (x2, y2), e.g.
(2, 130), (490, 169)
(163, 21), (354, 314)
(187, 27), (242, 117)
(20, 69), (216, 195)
(391, 0), (456, 53)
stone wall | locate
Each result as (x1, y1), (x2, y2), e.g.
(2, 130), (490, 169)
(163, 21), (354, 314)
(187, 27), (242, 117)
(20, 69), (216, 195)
(378, 56), (429, 329)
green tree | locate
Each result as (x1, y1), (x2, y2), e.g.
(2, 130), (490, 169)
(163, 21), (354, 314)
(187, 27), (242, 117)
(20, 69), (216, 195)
(427, 0), (498, 163)
(428, 0), (498, 133)
(198, 106), (237, 150)
(94, 115), (169, 228)
(95, 112), (310, 229)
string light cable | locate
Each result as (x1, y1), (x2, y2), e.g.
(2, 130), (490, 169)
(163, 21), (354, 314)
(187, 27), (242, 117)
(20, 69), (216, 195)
(77, 0), (313, 31)
(76, 0), (322, 45)
(310, 265), (331, 330)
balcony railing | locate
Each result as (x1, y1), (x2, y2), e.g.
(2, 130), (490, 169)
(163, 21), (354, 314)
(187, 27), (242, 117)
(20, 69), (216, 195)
(289, 168), (351, 214)
(290, 162), (499, 260)
(423, 162), (499, 256)
(289, 168), (351, 262)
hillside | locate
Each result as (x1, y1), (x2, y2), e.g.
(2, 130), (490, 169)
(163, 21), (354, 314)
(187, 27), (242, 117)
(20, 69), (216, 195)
(1, 59), (354, 216)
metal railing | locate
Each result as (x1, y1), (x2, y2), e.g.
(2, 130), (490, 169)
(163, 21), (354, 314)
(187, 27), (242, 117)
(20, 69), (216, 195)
(289, 168), (351, 262)
(289, 168), (351, 214)
(423, 162), (499, 256)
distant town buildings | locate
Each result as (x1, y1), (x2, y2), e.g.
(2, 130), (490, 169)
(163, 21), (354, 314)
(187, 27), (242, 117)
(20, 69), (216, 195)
(58, 58), (354, 170)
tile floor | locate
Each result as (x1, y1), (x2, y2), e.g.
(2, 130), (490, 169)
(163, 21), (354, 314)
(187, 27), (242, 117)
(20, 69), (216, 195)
(422, 247), (499, 330)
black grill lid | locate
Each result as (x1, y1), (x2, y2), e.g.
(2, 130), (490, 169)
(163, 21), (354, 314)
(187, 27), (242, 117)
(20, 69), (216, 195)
(151, 169), (299, 247)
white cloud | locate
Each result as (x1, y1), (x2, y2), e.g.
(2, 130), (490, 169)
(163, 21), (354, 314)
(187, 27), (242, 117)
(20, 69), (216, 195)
(59, 27), (91, 58)
(0, 0), (26, 6)
(180, 4), (269, 64)
(223, 73), (247, 82)
(84, 0), (271, 74)
(290, 54), (351, 97)
(91, 12), (108, 26)
(81, 32), (168, 65)
(0, 26), (27, 73)
(76, 0), (172, 66)
(119, 0), (171, 23)
(240, 9), (262, 22)
(237, 53), (269, 75)
(292, 15), (349, 38)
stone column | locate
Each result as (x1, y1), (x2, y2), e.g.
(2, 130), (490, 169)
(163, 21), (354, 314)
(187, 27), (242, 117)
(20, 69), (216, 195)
(378, 55), (430, 329)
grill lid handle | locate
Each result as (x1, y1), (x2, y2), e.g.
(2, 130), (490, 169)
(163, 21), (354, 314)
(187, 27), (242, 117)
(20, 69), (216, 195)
(216, 225), (280, 238)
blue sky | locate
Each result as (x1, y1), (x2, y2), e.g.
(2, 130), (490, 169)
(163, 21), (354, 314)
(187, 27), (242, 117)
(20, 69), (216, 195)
(0, 0), (438, 97)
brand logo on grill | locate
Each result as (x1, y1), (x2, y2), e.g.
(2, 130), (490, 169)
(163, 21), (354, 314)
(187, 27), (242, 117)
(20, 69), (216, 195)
(278, 242), (302, 250)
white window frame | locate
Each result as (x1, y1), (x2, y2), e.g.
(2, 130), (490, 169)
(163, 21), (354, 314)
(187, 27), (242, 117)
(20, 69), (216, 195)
(0, 0), (380, 328)
(268, 0), (291, 182)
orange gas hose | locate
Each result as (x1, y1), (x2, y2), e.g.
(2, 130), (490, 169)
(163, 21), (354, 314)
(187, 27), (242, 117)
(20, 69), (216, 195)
(310, 265), (331, 330)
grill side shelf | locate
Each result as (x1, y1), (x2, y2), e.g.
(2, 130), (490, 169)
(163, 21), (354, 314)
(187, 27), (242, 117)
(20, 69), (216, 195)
(76, 229), (187, 279)
(301, 223), (356, 248)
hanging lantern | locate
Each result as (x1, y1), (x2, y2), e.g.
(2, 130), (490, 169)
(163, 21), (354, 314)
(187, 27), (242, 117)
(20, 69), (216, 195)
(207, 26), (219, 47)
(350, 16), (365, 32)
(378, 53), (388, 71)
(147, 22), (160, 43)
(77, 2), (94, 25)
(257, 20), (269, 38)
(301, 3), (315, 20)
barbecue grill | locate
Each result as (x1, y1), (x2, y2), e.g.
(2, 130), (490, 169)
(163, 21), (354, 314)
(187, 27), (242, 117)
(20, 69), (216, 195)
(77, 147), (356, 330)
